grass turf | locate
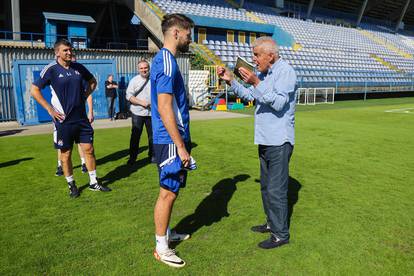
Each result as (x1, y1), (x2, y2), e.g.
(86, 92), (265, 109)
(1, 98), (413, 274)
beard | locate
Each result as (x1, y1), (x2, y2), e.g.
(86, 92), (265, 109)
(177, 42), (190, 53)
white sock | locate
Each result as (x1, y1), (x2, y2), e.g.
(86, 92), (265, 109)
(155, 235), (169, 253)
(65, 175), (74, 183)
(88, 170), (98, 185)
(81, 158), (85, 165)
(58, 160), (62, 166)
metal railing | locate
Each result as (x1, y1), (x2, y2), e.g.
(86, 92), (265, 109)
(0, 73), (16, 122)
(0, 30), (148, 50)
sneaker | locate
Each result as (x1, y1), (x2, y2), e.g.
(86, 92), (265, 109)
(251, 223), (271, 233)
(55, 166), (63, 176)
(258, 234), (289, 249)
(81, 163), (88, 173)
(68, 181), (80, 198)
(169, 230), (190, 243)
(89, 183), (112, 192)
(153, 248), (186, 268)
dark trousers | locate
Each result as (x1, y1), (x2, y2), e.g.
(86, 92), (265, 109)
(106, 96), (115, 118)
(258, 143), (293, 241)
(129, 114), (153, 160)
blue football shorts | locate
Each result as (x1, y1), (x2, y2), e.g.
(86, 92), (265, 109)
(53, 119), (94, 150)
(153, 142), (192, 194)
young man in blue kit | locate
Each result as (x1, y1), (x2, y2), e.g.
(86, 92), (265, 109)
(31, 39), (111, 198)
(151, 14), (196, 268)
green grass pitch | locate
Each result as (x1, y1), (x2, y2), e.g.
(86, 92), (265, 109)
(1, 98), (413, 274)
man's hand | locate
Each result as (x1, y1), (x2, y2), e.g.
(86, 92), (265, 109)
(88, 111), (94, 123)
(239, 67), (260, 87)
(129, 96), (149, 107)
(217, 66), (234, 84)
(177, 145), (190, 168)
(47, 107), (65, 122)
(140, 100), (149, 108)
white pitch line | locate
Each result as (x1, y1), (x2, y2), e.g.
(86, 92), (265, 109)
(385, 107), (414, 113)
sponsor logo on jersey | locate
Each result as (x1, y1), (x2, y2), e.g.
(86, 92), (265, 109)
(58, 74), (64, 78)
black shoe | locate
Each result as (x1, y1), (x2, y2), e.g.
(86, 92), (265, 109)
(258, 234), (289, 249)
(55, 166), (63, 176)
(89, 183), (111, 192)
(81, 163), (88, 173)
(68, 181), (80, 198)
(127, 158), (136, 165)
(251, 223), (271, 233)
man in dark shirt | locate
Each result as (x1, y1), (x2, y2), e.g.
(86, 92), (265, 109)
(31, 39), (111, 198)
(105, 74), (118, 120)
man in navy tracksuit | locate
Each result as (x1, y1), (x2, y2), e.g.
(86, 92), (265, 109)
(31, 39), (111, 198)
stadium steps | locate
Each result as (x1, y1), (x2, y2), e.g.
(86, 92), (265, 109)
(359, 30), (413, 59)
(245, 12), (266, 24)
(190, 43), (224, 66)
(192, 90), (227, 111)
(224, 0), (265, 24)
(145, 0), (165, 19)
(133, 0), (164, 45)
(189, 43), (223, 110)
(370, 54), (405, 73)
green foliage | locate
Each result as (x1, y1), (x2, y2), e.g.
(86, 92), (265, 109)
(190, 52), (213, 70)
(1, 98), (414, 274)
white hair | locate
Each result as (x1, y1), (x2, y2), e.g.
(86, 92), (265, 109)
(251, 36), (279, 55)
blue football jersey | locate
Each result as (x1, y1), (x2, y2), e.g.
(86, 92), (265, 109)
(150, 48), (190, 144)
(33, 61), (93, 122)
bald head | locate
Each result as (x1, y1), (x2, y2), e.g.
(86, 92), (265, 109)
(252, 37), (279, 55)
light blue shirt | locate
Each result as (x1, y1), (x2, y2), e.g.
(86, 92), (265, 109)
(230, 58), (297, 146)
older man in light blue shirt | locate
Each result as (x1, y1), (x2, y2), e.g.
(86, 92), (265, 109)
(218, 36), (296, 249)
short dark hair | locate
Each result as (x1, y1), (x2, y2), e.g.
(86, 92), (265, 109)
(161, 13), (194, 34)
(54, 39), (72, 51)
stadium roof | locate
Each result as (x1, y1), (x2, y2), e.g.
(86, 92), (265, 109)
(288, 0), (414, 28)
(42, 12), (96, 23)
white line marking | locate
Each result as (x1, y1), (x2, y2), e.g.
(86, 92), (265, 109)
(385, 107), (414, 114)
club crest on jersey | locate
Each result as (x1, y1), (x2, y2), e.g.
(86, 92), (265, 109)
(66, 72), (72, 76)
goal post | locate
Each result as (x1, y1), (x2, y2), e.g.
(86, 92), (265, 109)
(297, 87), (335, 105)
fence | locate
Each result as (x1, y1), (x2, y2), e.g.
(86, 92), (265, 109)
(0, 30), (149, 50)
(0, 73), (15, 122)
(0, 45), (191, 123)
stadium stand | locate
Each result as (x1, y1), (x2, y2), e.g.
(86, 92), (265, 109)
(148, 0), (414, 93)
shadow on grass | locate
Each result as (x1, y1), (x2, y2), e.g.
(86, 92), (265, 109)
(0, 129), (26, 137)
(78, 156), (152, 192)
(0, 157), (34, 168)
(73, 146), (147, 169)
(287, 176), (302, 227)
(171, 174), (250, 247)
(101, 156), (151, 186)
(254, 176), (302, 227)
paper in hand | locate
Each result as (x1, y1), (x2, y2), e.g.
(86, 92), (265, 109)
(234, 56), (255, 79)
